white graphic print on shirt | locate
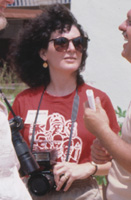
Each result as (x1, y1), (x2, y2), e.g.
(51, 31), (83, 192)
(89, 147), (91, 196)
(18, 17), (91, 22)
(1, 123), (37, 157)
(28, 112), (82, 162)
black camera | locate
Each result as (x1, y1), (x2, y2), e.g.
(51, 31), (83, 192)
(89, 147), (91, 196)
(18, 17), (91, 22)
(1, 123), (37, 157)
(28, 150), (57, 196)
(0, 89), (57, 196)
(10, 117), (57, 196)
(9, 116), (39, 176)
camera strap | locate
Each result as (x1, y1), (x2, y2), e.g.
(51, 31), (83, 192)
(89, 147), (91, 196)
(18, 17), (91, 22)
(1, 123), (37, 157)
(30, 88), (80, 162)
(30, 88), (45, 151)
(66, 89), (79, 161)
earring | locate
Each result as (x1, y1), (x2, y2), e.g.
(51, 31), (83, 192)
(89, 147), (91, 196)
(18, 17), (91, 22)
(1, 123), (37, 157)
(43, 61), (48, 68)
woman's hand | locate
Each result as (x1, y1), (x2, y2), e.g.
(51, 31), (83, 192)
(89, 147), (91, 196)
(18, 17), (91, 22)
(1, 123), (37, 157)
(91, 138), (112, 164)
(53, 161), (96, 191)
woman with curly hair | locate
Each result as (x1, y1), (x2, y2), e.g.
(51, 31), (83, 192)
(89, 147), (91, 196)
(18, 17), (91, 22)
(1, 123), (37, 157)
(9, 3), (119, 200)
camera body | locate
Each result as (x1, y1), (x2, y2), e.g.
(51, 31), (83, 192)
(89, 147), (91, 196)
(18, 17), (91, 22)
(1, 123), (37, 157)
(9, 116), (57, 196)
(28, 150), (57, 196)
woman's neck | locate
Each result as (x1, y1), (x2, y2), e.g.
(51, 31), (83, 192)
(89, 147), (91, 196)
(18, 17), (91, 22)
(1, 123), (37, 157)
(46, 77), (77, 96)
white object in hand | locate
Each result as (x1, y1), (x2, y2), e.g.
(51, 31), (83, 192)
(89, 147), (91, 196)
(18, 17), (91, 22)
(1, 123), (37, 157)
(86, 89), (96, 110)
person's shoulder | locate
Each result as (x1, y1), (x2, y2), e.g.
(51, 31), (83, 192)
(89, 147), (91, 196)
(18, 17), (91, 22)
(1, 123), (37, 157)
(79, 83), (107, 97)
(15, 86), (44, 100)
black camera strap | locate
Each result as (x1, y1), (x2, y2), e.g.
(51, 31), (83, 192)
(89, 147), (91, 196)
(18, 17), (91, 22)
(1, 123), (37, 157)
(30, 88), (79, 162)
(66, 89), (79, 161)
(30, 88), (45, 151)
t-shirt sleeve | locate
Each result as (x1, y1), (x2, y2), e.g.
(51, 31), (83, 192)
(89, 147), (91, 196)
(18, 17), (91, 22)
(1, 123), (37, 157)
(101, 93), (120, 134)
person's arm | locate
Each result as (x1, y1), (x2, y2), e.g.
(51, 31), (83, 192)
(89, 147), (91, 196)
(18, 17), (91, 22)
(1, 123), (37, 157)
(0, 101), (8, 115)
(53, 161), (111, 191)
(83, 97), (131, 173)
(91, 138), (112, 164)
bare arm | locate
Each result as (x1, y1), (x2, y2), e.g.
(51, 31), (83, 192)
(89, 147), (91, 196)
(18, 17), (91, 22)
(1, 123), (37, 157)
(83, 97), (131, 173)
(53, 161), (110, 191)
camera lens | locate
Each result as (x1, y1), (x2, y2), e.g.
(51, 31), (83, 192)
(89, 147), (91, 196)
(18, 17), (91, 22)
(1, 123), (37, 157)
(28, 172), (55, 196)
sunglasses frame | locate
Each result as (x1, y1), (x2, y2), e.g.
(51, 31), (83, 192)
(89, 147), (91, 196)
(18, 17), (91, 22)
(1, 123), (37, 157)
(49, 36), (89, 53)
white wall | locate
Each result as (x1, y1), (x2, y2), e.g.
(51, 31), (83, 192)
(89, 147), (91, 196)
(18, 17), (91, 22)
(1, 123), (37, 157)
(71, 0), (131, 111)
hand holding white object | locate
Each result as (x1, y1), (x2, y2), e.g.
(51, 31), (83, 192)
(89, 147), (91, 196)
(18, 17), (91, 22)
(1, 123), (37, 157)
(86, 89), (96, 110)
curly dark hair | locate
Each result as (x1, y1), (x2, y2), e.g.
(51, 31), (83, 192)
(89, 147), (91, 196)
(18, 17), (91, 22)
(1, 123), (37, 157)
(9, 4), (89, 88)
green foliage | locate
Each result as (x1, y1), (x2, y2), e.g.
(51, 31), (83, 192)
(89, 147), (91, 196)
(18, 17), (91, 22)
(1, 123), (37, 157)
(0, 61), (27, 110)
(0, 61), (19, 84)
(115, 106), (126, 135)
(115, 106), (126, 118)
(95, 175), (107, 186)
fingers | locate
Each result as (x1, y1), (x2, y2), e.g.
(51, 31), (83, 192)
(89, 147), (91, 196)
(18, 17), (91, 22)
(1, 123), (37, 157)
(91, 149), (112, 164)
(53, 163), (64, 185)
(84, 96), (102, 109)
(83, 97), (102, 119)
(53, 162), (76, 192)
(84, 100), (90, 108)
(54, 172), (72, 192)
(95, 97), (104, 113)
(55, 174), (72, 192)
(91, 139), (112, 164)
(53, 162), (72, 191)
(95, 97), (101, 106)
(92, 138), (107, 151)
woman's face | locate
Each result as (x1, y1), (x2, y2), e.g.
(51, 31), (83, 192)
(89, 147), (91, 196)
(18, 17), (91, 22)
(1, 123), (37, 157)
(41, 25), (83, 75)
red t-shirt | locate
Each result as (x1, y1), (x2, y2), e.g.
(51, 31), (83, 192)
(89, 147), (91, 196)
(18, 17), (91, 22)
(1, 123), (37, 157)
(9, 83), (120, 164)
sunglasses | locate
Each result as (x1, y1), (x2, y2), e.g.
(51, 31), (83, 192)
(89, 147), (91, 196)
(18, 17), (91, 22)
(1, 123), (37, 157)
(49, 36), (89, 53)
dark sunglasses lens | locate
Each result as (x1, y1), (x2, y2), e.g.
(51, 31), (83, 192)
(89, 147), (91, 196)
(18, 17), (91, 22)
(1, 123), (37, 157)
(54, 37), (68, 52)
(73, 37), (87, 52)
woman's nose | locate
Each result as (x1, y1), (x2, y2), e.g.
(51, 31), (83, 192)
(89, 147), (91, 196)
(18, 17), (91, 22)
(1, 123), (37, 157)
(67, 41), (76, 52)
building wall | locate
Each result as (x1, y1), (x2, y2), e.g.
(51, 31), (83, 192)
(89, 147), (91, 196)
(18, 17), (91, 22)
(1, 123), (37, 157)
(71, 0), (131, 111)
(8, 0), (71, 7)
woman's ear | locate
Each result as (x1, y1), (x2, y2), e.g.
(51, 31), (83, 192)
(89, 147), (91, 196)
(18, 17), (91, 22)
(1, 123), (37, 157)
(39, 49), (47, 61)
